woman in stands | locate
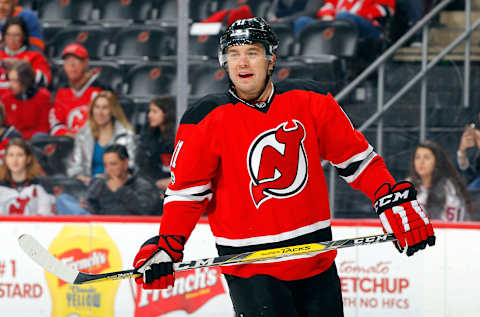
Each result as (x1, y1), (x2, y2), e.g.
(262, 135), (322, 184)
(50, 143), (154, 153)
(136, 95), (175, 193)
(0, 137), (55, 215)
(1, 60), (51, 139)
(67, 90), (136, 185)
(0, 16), (51, 96)
(407, 140), (472, 221)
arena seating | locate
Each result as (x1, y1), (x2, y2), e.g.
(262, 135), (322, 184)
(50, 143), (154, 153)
(96, 0), (156, 24)
(154, 0), (179, 26)
(189, 33), (219, 61)
(106, 26), (175, 63)
(296, 19), (358, 59)
(22, 0), (479, 218)
(30, 135), (74, 175)
(271, 23), (296, 58)
(88, 60), (125, 93)
(189, 61), (228, 98)
(48, 26), (111, 60)
(122, 61), (177, 101)
(37, 0), (94, 25)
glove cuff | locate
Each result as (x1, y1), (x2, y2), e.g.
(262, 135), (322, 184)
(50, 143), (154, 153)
(374, 181), (417, 215)
(158, 235), (186, 262)
(141, 235), (160, 247)
(159, 235), (186, 252)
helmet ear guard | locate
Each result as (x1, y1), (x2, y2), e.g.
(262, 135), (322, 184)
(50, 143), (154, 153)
(218, 17), (279, 68)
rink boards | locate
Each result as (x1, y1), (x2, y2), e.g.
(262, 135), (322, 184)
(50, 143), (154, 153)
(0, 216), (479, 317)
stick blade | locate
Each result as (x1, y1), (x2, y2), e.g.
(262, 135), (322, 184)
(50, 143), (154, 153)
(18, 234), (79, 284)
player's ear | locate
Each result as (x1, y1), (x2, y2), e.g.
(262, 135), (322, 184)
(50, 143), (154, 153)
(271, 54), (277, 67)
(268, 54), (277, 73)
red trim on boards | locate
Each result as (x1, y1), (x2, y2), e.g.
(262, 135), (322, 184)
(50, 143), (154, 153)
(1, 216), (479, 229)
(0, 215), (211, 224)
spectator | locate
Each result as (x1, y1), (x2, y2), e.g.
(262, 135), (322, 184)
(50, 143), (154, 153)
(49, 43), (110, 137)
(67, 91), (136, 186)
(0, 137), (55, 215)
(316, 0), (395, 43)
(408, 140), (471, 221)
(201, 3), (253, 27)
(266, 0), (324, 35)
(136, 95), (175, 193)
(86, 144), (163, 215)
(457, 120), (480, 189)
(0, 16), (51, 96)
(403, 0), (425, 46)
(1, 60), (50, 139)
(58, 144), (163, 215)
(0, 102), (21, 164)
(0, 0), (44, 51)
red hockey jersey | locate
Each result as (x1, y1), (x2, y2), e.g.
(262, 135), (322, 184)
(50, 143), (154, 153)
(317, 0), (395, 27)
(49, 74), (105, 136)
(2, 88), (51, 139)
(161, 79), (395, 281)
(0, 48), (52, 86)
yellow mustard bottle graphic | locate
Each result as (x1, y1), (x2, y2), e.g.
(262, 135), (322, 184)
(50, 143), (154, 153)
(45, 225), (122, 317)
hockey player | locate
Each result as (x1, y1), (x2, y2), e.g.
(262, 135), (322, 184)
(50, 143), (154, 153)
(49, 43), (109, 137)
(133, 18), (435, 316)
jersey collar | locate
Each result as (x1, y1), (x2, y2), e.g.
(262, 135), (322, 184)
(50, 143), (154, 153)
(228, 82), (275, 113)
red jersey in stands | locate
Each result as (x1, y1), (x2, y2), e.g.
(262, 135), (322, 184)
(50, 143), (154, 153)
(49, 73), (105, 136)
(0, 66), (9, 97)
(0, 48), (52, 87)
(2, 87), (51, 139)
(160, 79), (395, 281)
(318, 0), (395, 27)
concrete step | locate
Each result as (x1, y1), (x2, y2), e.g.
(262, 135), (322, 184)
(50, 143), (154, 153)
(429, 26), (480, 46)
(393, 45), (480, 62)
(475, 0), (480, 10)
(439, 11), (480, 27)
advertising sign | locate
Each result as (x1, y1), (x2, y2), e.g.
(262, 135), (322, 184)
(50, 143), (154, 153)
(0, 218), (479, 316)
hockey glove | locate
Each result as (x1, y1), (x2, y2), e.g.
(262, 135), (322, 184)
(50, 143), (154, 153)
(374, 181), (436, 256)
(133, 235), (185, 289)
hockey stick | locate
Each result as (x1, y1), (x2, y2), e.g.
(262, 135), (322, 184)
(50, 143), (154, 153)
(18, 232), (395, 285)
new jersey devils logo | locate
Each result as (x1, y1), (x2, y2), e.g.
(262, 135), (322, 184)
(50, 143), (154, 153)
(9, 197), (31, 215)
(247, 120), (308, 208)
(67, 105), (89, 132)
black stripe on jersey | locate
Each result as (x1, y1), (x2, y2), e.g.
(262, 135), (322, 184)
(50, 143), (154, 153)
(274, 78), (329, 95)
(335, 160), (362, 177)
(181, 93), (233, 125)
(216, 226), (332, 257)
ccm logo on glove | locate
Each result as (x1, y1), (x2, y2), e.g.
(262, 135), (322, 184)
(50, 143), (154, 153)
(374, 189), (411, 211)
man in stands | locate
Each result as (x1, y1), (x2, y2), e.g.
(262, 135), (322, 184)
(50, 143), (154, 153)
(317, 0), (395, 43)
(86, 144), (163, 215)
(0, 0), (44, 51)
(49, 43), (109, 137)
